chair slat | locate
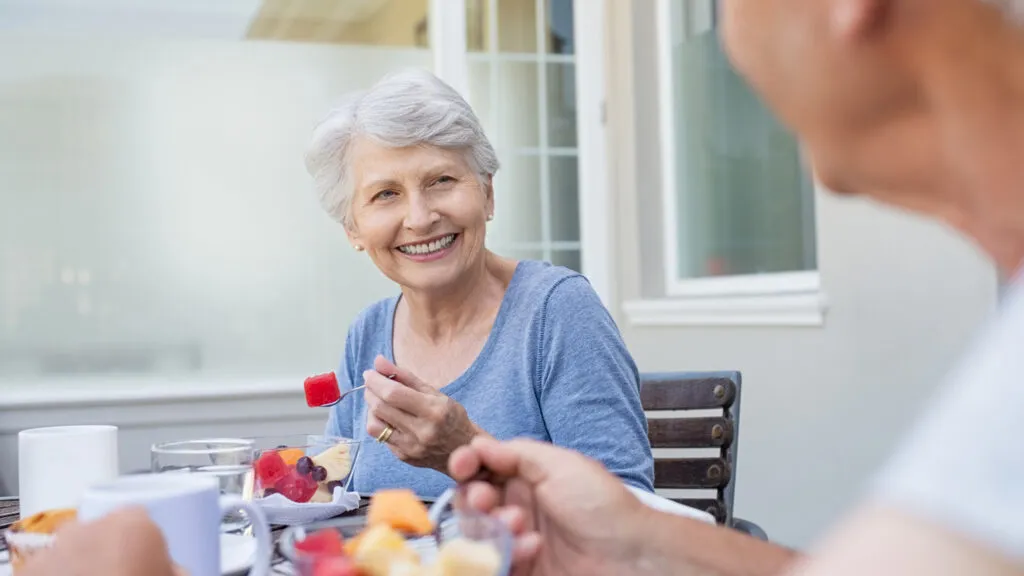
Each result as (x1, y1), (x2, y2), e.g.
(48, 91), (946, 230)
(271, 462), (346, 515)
(654, 457), (731, 489)
(641, 375), (737, 410)
(648, 417), (734, 448)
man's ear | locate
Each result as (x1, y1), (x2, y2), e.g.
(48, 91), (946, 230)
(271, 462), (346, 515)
(829, 0), (891, 41)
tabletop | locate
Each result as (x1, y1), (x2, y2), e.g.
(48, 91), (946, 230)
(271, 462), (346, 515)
(0, 496), (374, 575)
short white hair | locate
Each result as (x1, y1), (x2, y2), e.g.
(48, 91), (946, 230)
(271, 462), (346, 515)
(304, 68), (500, 227)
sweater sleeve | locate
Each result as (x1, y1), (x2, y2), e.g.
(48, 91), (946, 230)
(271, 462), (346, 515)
(536, 275), (655, 491)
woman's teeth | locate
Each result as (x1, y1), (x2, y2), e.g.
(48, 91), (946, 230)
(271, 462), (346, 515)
(397, 234), (456, 255)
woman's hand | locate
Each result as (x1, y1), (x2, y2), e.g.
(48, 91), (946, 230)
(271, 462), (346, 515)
(364, 355), (487, 473)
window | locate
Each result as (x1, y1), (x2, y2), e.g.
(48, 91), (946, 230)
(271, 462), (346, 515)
(465, 0), (581, 272)
(659, 0), (818, 297)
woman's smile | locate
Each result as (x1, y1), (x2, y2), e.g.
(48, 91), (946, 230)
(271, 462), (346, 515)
(395, 232), (460, 262)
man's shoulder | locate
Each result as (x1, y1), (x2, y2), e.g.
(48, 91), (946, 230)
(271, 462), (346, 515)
(873, 276), (1024, 558)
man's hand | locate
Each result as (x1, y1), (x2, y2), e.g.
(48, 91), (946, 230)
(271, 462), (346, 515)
(450, 437), (798, 576)
(449, 436), (653, 576)
(21, 508), (184, 576)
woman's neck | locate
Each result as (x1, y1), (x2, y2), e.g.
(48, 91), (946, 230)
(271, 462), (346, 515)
(398, 252), (516, 343)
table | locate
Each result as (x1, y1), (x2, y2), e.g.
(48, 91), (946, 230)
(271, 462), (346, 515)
(0, 496), (374, 575)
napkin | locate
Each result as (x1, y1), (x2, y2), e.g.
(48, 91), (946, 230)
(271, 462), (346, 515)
(254, 487), (361, 525)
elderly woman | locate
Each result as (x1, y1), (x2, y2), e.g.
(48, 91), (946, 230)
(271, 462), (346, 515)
(304, 69), (654, 497)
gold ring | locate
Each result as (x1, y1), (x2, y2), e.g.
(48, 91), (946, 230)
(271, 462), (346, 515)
(376, 425), (394, 444)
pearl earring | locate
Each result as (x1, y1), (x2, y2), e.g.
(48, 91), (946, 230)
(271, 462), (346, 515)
(486, 214), (494, 221)
(354, 245), (364, 252)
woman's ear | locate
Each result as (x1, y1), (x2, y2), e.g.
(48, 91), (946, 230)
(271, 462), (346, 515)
(345, 224), (364, 252)
(484, 174), (495, 217)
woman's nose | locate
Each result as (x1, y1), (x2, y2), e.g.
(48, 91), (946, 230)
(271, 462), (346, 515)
(403, 191), (440, 231)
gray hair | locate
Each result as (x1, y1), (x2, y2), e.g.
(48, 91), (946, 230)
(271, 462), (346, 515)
(304, 68), (500, 227)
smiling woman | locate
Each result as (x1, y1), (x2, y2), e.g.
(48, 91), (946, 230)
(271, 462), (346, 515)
(303, 69), (654, 497)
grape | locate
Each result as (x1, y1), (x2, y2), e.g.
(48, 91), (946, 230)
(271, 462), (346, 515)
(311, 465), (328, 482)
(296, 456), (314, 475)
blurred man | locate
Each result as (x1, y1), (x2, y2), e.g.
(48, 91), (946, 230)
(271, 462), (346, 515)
(452, 0), (1024, 575)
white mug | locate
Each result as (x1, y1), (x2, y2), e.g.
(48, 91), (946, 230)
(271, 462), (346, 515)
(79, 474), (272, 576)
(18, 425), (119, 518)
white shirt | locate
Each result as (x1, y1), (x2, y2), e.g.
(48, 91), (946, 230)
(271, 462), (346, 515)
(875, 274), (1024, 560)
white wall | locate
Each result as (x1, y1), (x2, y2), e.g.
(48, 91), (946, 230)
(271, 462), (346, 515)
(609, 0), (999, 548)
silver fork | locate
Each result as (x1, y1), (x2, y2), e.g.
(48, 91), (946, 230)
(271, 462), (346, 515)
(320, 384), (366, 407)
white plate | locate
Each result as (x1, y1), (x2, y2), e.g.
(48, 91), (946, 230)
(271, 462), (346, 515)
(221, 533), (256, 575)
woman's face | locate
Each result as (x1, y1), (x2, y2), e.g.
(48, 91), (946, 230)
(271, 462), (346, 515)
(346, 137), (493, 293)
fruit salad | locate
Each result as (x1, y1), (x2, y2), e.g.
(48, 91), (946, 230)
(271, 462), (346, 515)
(289, 489), (505, 576)
(253, 437), (357, 504)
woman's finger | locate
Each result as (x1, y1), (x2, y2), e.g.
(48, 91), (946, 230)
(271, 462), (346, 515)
(364, 370), (435, 416)
(373, 355), (435, 394)
(369, 397), (418, 438)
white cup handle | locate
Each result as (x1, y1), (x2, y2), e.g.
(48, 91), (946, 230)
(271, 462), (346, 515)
(220, 495), (272, 576)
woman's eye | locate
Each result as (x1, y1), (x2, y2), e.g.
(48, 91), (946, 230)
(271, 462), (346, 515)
(433, 175), (455, 185)
(372, 189), (397, 201)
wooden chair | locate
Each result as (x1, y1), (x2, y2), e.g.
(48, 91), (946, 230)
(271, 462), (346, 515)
(641, 371), (768, 539)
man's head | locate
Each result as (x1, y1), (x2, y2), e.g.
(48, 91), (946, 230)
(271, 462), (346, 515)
(720, 0), (1024, 270)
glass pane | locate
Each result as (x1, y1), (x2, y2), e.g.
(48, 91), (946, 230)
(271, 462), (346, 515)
(467, 62), (496, 138)
(550, 250), (581, 272)
(549, 156), (580, 242)
(247, 0), (430, 47)
(0, 6), (430, 380)
(466, 0), (491, 52)
(547, 63), (577, 147)
(671, 1), (816, 279)
(489, 154), (543, 245)
(497, 62), (540, 148)
(498, 0), (539, 52)
(546, 0), (575, 54)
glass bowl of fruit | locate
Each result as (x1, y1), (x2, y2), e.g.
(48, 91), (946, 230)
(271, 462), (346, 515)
(249, 435), (361, 506)
(279, 489), (512, 576)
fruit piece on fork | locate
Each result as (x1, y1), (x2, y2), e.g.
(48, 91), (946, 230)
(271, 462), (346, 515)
(304, 372), (342, 407)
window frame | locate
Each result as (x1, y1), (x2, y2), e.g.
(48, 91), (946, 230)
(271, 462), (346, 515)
(432, 0), (610, 304)
(644, 0), (825, 325)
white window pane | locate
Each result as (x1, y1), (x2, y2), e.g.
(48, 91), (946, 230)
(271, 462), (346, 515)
(549, 156), (580, 242)
(547, 62), (577, 147)
(497, 61), (540, 148)
(467, 61), (497, 137)
(670, 1), (816, 280)
(489, 154), (543, 245)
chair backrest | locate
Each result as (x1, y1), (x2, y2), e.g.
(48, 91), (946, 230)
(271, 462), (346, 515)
(640, 371), (743, 525)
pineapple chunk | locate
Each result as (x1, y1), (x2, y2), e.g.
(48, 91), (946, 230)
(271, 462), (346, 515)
(435, 538), (501, 576)
(353, 525), (419, 576)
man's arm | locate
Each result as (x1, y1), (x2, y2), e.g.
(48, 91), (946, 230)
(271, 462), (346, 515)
(631, 506), (800, 576)
(787, 503), (1023, 576)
